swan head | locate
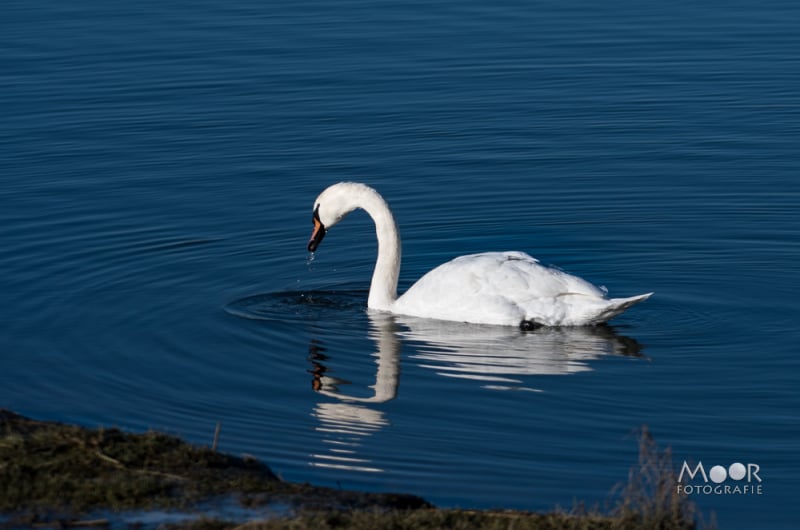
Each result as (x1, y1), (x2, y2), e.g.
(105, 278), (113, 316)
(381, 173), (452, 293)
(307, 182), (370, 252)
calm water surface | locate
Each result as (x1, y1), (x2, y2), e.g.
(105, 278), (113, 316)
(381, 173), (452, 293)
(2, 2), (799, 528)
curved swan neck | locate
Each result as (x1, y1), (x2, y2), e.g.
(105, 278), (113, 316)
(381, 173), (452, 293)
(314, 182), (401, 310)
(356, 186), (401, 310)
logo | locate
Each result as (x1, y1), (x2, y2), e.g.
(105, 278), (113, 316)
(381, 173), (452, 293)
(677, 461), (762, 495)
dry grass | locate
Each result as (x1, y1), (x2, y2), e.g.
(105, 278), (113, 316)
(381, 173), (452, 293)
(608, 426), (702, 529)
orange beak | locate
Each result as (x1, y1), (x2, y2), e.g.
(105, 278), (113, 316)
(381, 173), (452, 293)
(308, 207), (326, 252)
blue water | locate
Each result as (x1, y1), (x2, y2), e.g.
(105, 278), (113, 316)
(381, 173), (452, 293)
(2, 1), (799, 528)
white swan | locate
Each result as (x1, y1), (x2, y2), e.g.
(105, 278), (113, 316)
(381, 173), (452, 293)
(307, 182), (652, 327)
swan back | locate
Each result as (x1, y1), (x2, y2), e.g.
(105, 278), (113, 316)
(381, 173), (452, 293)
(392, 251), (651, 326)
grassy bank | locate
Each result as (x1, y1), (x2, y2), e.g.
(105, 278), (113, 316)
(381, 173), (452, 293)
(0, 410), (707, 529)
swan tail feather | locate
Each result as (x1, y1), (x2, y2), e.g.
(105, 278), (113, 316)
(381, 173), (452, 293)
(593, 292), (653, 324)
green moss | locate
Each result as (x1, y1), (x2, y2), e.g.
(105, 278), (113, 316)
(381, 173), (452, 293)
(0, 411), (707, 530)
(0, 409), (428, 514)
(204, 508), (687, 530)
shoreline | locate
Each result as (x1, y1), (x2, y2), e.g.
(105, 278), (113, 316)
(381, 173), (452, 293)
(0, 410), (703, 529)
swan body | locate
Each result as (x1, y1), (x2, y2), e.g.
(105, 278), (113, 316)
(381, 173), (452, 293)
(308, 182), (652, 327)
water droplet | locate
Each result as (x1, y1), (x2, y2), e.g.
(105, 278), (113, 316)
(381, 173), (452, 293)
(306, 252), (316, 268)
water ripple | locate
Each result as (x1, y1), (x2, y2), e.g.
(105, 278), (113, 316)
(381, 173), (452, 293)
(224, 289), (368, 323)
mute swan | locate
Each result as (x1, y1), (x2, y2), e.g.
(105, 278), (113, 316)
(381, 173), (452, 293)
(307, 182), (652, 327)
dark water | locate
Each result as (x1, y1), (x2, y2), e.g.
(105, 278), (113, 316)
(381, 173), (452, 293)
(2, 1), (799, 528)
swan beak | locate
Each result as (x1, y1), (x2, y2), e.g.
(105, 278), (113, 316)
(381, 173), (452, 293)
(308, 209), (326, 252)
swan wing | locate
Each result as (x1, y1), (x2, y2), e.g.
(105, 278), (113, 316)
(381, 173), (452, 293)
(392, 252), (651, 326)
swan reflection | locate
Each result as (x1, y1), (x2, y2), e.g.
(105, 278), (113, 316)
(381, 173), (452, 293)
(308, 313), (400, 473)
(308, 314), (401, 403)
(308, 313), (642, 472)
(396, 316), (642, 390)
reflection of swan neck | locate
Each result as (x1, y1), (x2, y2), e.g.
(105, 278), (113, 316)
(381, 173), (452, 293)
(313, 312), (401, 404)
(359, 188), (401, 311)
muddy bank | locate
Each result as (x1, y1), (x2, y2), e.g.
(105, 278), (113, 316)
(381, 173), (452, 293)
(0, 410), (703, 529)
